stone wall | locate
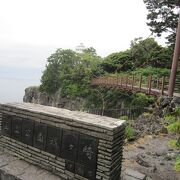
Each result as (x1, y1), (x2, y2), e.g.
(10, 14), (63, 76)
(0, 103), (126, 180)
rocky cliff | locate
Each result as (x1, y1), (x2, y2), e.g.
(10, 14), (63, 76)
(23, 86), (85, 110)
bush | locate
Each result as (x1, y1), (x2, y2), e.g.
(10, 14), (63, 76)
(175, 155), (180, 172)
(125, 125), (136, 141)
(120, 115), (129, 120)
(131, 93), (155, 107)
(167, 120), (180, 134)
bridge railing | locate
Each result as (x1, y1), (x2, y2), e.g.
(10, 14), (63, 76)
(91, 75), (169, 96)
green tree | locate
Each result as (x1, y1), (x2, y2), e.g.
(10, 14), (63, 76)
(40, 48), (103, 99)
(101, 50), (133, 73)
(130, 37), (172, 68)
(143, 0), (179, 45)
(40, 49), (79, 95)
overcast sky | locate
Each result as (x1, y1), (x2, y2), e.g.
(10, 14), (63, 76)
(0, 0), (166, 70)
(0, 0), (169, 102)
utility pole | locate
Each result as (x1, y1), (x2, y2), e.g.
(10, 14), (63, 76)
(168, 10), (180, 97)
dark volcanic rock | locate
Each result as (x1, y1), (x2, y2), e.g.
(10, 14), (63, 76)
(132, 114), (163, 137)
(161, 97), (171, 108)
(136, 154), (151, 167)
(160, 126), (168, 134)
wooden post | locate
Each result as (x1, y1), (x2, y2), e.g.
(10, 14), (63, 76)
(132, 76), (134, 90)
(148, 75), (152, 94)
(139, 75), (142, 91)
(161, 76), (165, 95)
(126, 76), (128, 88)
(157, 77), (159, 89)
(147, 76), (150, 94)
(121, 77), (123, 86)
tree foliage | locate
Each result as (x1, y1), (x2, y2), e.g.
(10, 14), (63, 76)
(101, 37), (172, 74)
(101, 50), (133, 73)
(40, 48), (102, 98)
(143, 0), (179, 45)
(130, 37), (172, 68)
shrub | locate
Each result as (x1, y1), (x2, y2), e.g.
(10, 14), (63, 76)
(120, 115), (129, 120)
(167, 120), (180, 134)
(125, 125), (136, 141)
(175, 155), (180, 172)
(131, 93), (155, 107)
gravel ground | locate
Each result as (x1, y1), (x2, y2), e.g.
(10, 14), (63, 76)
(122, 134), (180, 180)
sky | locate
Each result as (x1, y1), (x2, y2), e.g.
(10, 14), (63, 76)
(0, 0), (168, 102)
(0, 0), (167, 71)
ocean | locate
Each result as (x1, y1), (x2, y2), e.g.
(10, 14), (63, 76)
(0, 78), (40, 103)
(0, 67), (42, 103)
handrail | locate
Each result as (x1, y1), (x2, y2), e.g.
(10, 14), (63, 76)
(91, 75), (169, 96)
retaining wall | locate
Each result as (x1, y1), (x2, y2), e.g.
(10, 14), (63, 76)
(0, 103), (126, 180)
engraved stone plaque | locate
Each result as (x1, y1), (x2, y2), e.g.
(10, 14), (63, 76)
(75, 163), (84, 177)
(61, 130), (78, 161)
(84, 168), (96, 180)
(12, 116), (22, 141)
(77, 135), (98, 168)
(33, 122), (47, 150)
(22, 119), (34, 146)
(46, 126), (62, 156)
(2, 114), (12, 137)
(65, 160), (75, 173)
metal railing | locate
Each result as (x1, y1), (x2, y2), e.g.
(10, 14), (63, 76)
(85, 107), (146, 119)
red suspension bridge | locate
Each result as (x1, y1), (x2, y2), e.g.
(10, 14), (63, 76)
(91, 75), (169, 96)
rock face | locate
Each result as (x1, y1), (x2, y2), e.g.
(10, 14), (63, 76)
(132, 114), (163, 137)
(23, 86), (84, 110)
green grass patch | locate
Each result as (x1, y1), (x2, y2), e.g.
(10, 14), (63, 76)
(168, 139), (180, 149)
(164, 115), (177, 123)
(175, 155), (180, 172)
(125, 125), (136, 141)
(167, 120), (180, 134)
(120, 115), (129, 120)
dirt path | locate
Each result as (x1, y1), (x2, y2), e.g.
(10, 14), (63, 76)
(122, 134), (180, 180)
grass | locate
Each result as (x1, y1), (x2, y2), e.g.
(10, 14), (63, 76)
(166, 120), (180, 134)
(164, 115), (177, 123)
(120, 115), (129, 120)
(168, 139), (180, 149)
(175, 155), (180, 172)
(125, 125), (136, 141)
